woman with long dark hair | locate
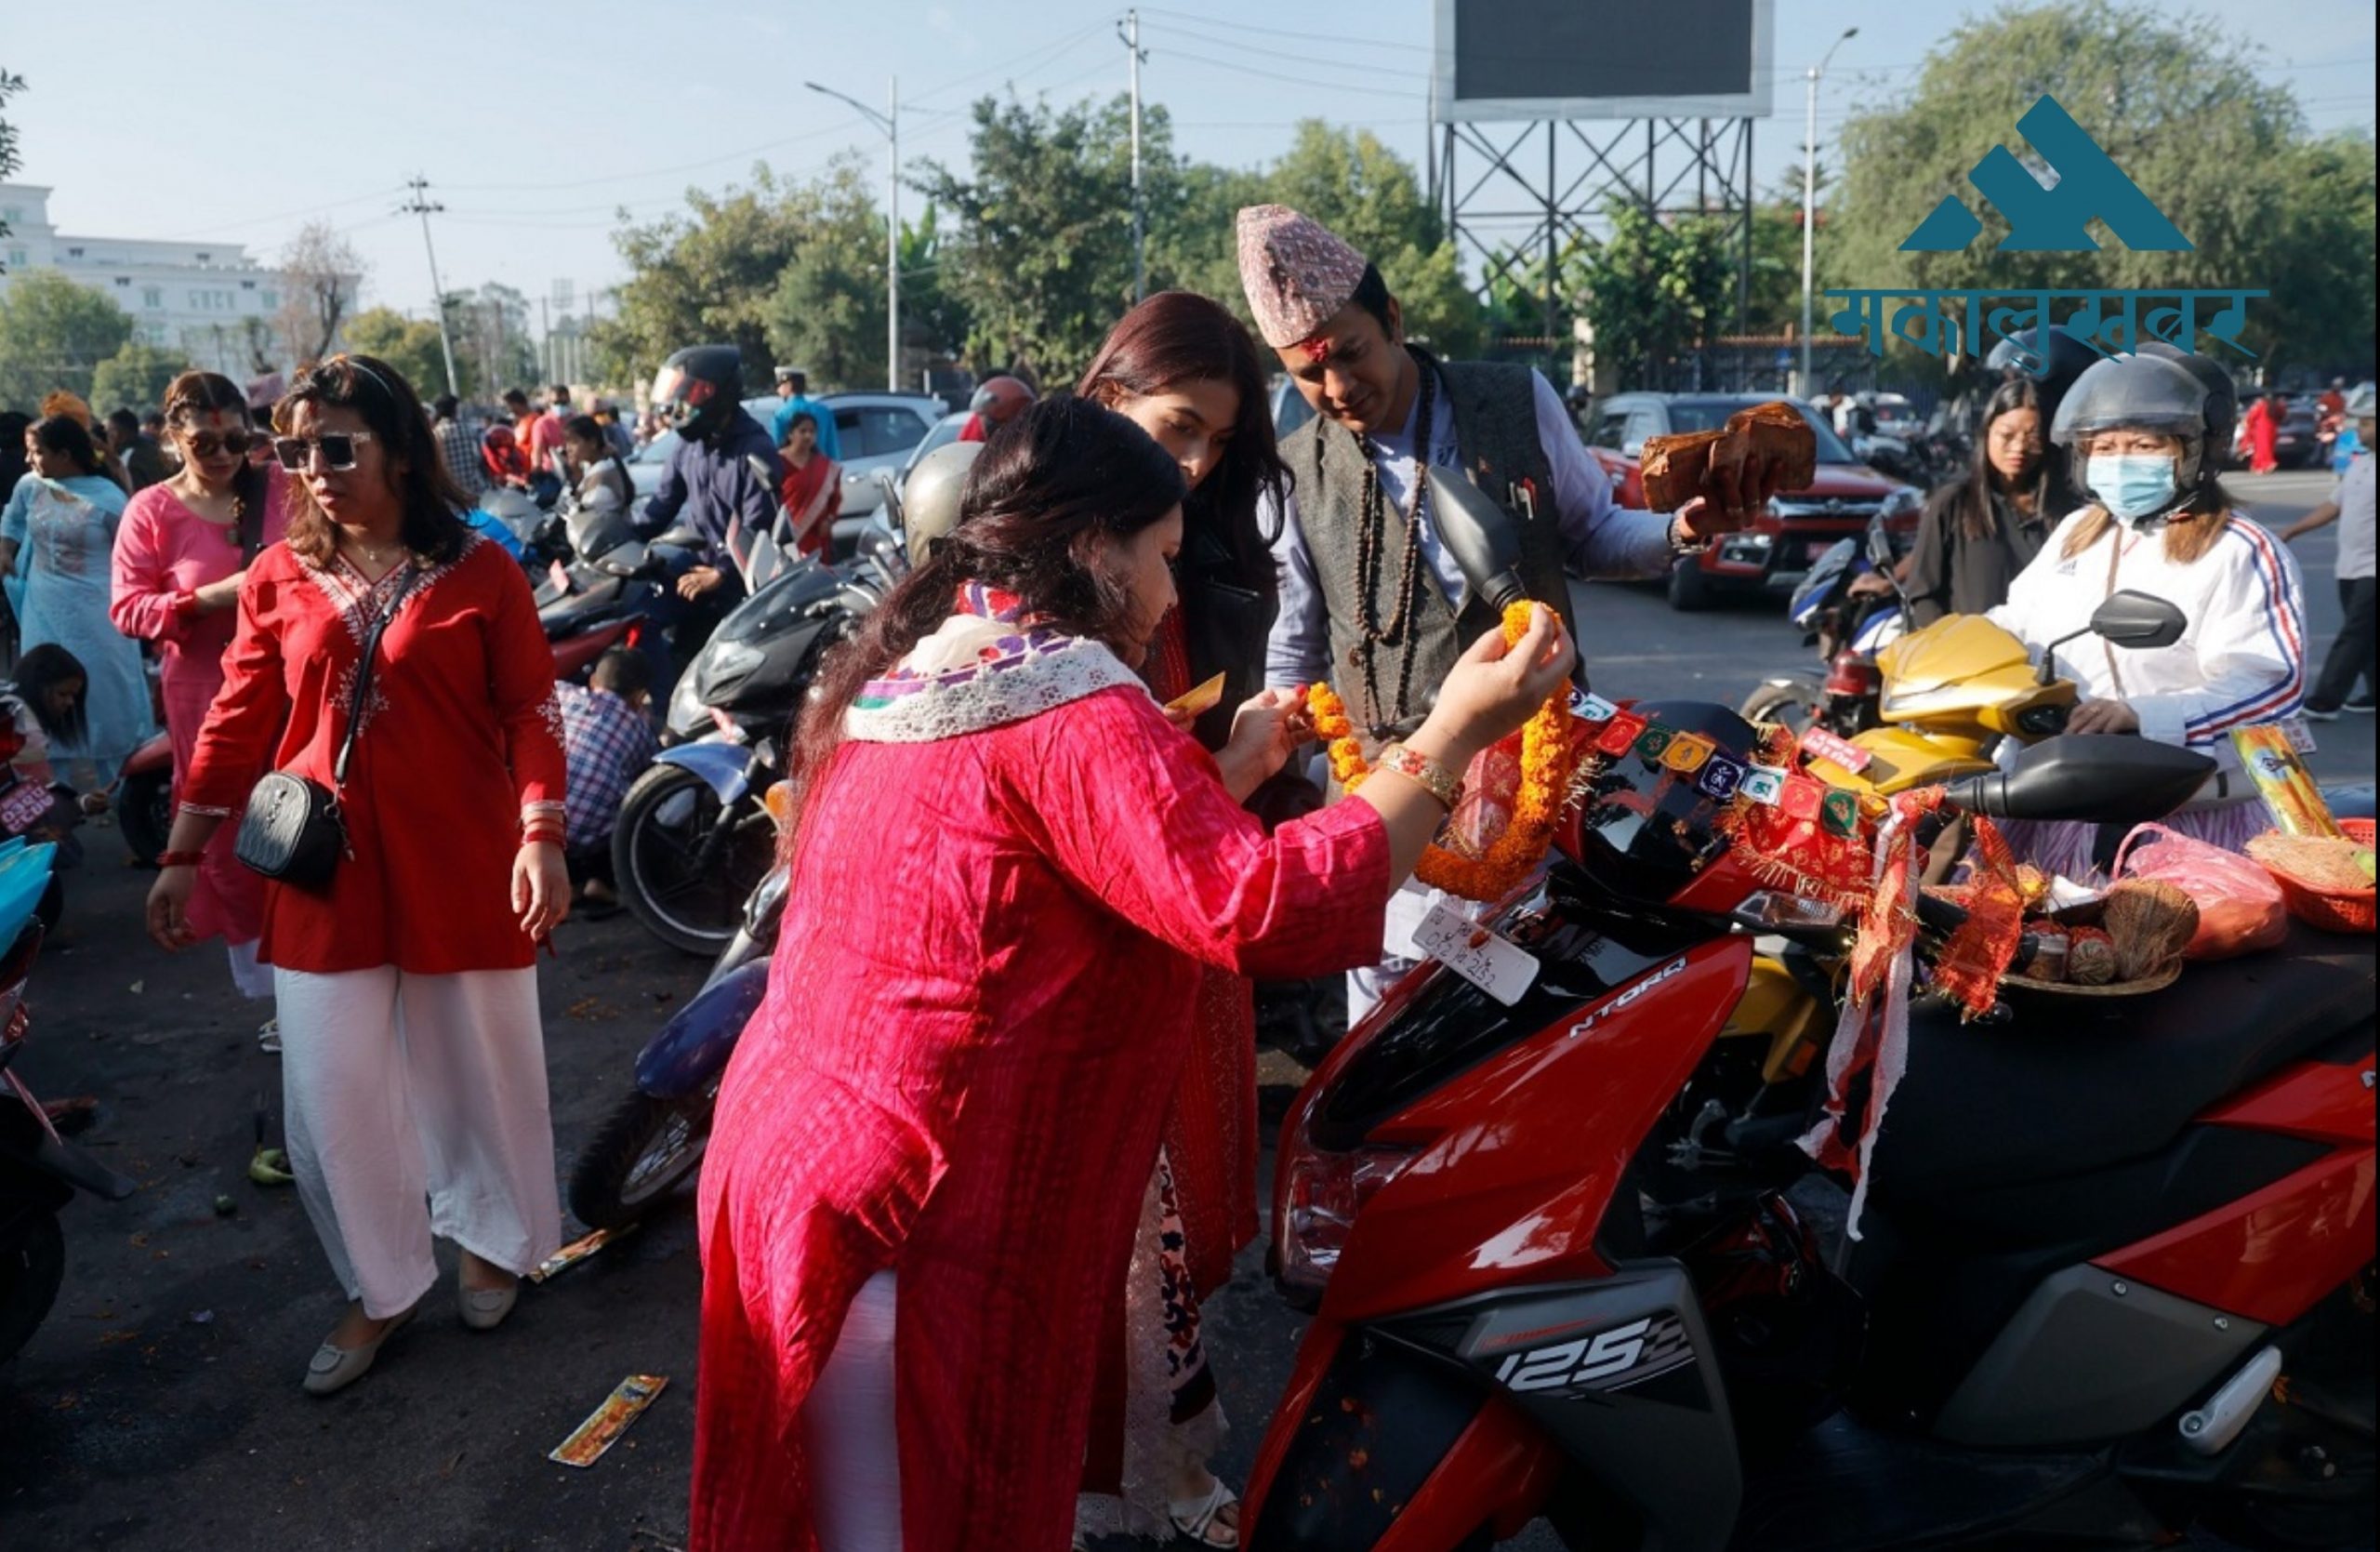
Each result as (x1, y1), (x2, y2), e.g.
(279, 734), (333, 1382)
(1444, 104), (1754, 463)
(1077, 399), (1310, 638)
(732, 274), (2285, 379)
(1070, 290), (1292, 1547)
(1903, 375), (2054, 626)
(1, 415), (154, 795)
(689, 395), (1570, 1551)
(143, 354), (569, 1395)
(111, 372), (292, 1012)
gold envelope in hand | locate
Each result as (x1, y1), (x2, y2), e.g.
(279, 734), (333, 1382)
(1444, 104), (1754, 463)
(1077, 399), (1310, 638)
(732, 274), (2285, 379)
(1165, 673), (1227, 717)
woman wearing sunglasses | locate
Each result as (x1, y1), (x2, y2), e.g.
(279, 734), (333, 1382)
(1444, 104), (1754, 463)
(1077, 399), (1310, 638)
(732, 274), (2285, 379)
(110, 372), (291, 1015)
(142, 354), (570, 1396)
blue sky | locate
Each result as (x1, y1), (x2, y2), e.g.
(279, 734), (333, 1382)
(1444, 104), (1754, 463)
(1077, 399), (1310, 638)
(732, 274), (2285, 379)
(4, 0), (2372, 326)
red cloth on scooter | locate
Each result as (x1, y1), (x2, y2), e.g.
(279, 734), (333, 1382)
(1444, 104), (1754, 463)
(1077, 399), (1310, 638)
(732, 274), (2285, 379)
(688, 680), (1389, 1552)
(178, 536), (566, 973)
(107, 469), (292, 944)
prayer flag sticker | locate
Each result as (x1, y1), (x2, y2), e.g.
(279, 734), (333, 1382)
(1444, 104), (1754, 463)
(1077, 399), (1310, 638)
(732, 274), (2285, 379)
(1661, 733), (1715, 774)
(1570, 689), (1620, 725)
(1820, 789), (1862, 836)
(1596, 711), (1648, 757)
(1780, 776), (1826, 822)
(1697, 755), (1744, 801)
(1741, 764), (1789, 805)
(1633, 724), (1676, 763)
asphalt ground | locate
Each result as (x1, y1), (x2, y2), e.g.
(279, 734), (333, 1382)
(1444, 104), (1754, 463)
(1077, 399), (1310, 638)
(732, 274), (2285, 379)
(0, 471), (2364, 1551)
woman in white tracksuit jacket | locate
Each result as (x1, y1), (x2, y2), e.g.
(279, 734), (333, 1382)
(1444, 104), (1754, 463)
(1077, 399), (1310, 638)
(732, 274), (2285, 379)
(1989, 351), (2307, 880)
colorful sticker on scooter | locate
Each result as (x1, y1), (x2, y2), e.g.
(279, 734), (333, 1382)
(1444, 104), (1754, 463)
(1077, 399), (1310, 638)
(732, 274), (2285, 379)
(1633, 724), (1675, 763)
(1799, 726), (1873, 774)
(1483, 1310), (1697, 1395)
(1780, 775), (1826, 822)
(1740, 764), (1789, 805)
(1819, 789), (1861, 836)
(1595, 711), (1648, 757)
(1696, 755), (1744, 801)
(1660, 733), (1715, 774)
(1569, 688), (1619, 727)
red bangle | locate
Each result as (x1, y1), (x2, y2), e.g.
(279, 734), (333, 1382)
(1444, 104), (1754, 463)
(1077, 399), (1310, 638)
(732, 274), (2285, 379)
(157, 850), (206, 869)
(522, 829), (564, 846)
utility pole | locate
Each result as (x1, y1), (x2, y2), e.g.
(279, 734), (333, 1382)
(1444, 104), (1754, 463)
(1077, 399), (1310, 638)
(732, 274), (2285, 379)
(400, 176), (460, 396)
(807, 77), (901, 391)
(1798, 29), (1856, 400)
(1120, 11), (1146, 301)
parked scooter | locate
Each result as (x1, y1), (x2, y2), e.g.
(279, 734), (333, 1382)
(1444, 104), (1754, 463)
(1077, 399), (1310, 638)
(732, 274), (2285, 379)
(1245, 722), (2375, 1551)
(0, 840), (136, 1363)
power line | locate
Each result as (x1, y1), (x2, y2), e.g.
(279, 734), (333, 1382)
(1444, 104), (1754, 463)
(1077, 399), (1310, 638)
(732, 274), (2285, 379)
(397, 176), (459, 394)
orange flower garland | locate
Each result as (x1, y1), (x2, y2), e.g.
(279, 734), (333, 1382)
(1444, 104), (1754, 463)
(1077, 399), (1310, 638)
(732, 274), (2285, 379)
(1304, 602), (1579, 901)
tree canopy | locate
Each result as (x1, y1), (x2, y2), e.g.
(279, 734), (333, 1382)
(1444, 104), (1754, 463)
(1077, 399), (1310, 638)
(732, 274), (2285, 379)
(345, 307), (454, 399)
(0, 271), (134, 405)
(89, 340), (193, 414)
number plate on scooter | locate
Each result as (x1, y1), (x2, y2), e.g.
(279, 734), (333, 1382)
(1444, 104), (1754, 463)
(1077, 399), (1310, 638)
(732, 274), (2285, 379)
(1415, 899), (1540, 1008)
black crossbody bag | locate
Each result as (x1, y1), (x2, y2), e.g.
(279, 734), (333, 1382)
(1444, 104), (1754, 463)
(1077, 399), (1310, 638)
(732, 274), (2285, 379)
(234, 569), (419, 887)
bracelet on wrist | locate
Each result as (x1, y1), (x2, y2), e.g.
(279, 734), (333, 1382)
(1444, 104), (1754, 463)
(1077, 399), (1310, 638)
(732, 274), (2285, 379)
(157, 849), (207, 869)
(1668, 512), (1712, 556)
(1375, 742), (1462, 811)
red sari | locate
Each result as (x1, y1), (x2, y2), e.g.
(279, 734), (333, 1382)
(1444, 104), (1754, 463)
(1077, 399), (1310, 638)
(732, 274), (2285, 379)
(779, 453), (842, 559)
(690, 618), (1388, 1551)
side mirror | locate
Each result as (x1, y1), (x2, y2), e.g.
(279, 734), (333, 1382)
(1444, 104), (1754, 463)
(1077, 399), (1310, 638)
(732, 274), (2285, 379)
(1424, 467), (1528, 611)
(1865, 518), (1897, 571)
(1941, 734), (2214, 824)
(2090, 590), (2188, 651)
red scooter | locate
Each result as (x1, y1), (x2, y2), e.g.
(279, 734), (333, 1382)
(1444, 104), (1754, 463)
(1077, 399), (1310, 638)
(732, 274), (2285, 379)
(1248, 707), (2374, 1550)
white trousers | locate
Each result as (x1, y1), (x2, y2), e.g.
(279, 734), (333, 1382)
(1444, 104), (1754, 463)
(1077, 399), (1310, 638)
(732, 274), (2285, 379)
(227, 939), (273, 1001)
(802, 1269), (903, 1552)
(272, 965), (562, 1319)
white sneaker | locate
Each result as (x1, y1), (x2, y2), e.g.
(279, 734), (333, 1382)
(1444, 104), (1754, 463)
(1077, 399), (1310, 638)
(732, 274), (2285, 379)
(258, 1018), (282, 1055)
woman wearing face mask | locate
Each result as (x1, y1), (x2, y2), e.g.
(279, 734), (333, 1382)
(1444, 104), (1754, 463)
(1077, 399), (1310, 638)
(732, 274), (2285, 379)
(143, 354), (568, 1395)
(110, 372), (292, 1014)
(1070, 290), (1293, 1549)
(689, 395), (1572, 1552)
(1989, 351), (2306, 877)
(1902, 376), (2054, 626)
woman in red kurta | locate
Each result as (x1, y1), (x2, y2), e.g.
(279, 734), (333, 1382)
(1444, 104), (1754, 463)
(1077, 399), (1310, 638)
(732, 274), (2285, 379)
(109, 371), (290, 1008)
(690, 397), (1572, 1551)
(146, 354), (571, 1397)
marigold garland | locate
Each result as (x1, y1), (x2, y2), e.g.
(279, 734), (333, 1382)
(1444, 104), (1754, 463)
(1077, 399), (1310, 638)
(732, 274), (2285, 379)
(1305, 602), (1578, 901)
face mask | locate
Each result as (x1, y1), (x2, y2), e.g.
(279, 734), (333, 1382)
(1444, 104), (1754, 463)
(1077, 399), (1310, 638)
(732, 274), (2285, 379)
(2086, 453), (2178, 524)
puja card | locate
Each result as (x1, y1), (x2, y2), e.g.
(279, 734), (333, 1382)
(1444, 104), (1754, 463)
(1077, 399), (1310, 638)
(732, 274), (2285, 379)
(1414, 899), (1540, 1008)
(549, 1374), (668, 1467)
(1164, 672), (1228, 718)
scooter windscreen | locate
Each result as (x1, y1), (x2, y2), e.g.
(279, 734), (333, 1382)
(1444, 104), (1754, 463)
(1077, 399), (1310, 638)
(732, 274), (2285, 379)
(1562, 700), (1763, 906)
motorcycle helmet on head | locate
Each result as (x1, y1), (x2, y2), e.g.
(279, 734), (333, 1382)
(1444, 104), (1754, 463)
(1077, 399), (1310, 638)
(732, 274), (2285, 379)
(2052, 353), (2212, 525)
(1984, 325), (2098, 426)
(2133, 340), (2238, 460)
(899, 441), (983, 569)
(651, 345), (744, 442)
(967, 375), (1035, 428)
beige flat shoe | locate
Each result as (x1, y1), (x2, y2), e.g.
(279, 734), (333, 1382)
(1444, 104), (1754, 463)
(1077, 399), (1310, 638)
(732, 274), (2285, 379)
(458, 1272), (520, 1332)
(301, 1302), (417, 1397)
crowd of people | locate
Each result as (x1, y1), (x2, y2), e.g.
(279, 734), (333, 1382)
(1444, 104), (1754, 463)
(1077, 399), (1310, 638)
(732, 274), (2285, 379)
(0, 192), (2367, 1552)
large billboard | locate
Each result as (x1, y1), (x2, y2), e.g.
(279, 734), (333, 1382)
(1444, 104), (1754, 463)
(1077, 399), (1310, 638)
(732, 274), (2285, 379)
(1434, 0), (1775, 122)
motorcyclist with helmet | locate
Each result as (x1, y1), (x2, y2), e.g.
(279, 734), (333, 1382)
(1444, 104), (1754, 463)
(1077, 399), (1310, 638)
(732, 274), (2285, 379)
(957, 374), (1035, 443)
(639, 345), (787, 669)
(1985, 347), (2307, 876)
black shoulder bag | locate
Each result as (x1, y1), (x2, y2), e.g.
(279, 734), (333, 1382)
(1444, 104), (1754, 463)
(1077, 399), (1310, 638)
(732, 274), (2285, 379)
(234, 568), (419, 887)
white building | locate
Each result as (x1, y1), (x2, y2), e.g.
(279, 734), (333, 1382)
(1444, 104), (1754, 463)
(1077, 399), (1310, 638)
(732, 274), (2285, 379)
(1, 181), (288, 380)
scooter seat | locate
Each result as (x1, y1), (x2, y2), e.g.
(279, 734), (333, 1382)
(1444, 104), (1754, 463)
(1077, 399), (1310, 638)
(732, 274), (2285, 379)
(1869, 921), (2373, 1203)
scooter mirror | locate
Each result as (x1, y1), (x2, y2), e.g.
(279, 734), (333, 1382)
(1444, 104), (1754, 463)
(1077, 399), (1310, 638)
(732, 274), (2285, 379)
(2089, 590), (2188, 651)
(1941, 734), (2214, 823)
(1865, 516), (1898, 572)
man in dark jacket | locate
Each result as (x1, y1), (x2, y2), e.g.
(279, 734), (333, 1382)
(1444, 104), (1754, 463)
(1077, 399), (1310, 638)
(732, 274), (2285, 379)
(639, 346), (786, 669)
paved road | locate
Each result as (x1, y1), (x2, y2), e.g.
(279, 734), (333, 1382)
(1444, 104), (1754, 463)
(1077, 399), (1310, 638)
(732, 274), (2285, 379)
(1, 471), (2362, 1550)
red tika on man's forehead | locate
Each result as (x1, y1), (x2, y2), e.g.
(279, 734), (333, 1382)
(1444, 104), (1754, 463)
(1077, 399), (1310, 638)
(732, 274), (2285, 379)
(1298, 336), (1332, 365)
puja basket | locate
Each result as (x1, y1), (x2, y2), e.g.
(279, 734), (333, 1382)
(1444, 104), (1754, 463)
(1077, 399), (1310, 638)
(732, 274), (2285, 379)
(2251, 817), (2375, 935)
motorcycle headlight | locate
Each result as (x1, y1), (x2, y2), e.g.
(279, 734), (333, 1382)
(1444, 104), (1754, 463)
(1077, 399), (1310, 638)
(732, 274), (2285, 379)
(706, 640), (765, 686)
(1276, 1139), (1419, 1297)
(667, 670), (709, 741)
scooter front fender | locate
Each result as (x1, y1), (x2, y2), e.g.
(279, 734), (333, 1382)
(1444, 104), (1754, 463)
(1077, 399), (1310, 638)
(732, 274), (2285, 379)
(632, 959), (770, 1101)
(654, 740), (757, 805)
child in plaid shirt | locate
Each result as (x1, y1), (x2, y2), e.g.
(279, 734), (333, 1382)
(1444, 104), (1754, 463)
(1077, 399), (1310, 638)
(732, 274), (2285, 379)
(554, 648), (658, 907)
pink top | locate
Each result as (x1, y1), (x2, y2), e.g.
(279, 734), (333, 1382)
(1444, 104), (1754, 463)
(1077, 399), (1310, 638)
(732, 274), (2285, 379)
(109, 467), (293, 669)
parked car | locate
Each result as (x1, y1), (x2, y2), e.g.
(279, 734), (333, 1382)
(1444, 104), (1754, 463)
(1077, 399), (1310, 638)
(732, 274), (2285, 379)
(1585, 392), (1924, 610)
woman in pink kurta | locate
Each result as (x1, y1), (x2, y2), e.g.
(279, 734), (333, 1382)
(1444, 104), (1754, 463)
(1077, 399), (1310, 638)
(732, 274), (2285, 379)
(689, 398), (1573, 1551)
(109, 372), (289, 997)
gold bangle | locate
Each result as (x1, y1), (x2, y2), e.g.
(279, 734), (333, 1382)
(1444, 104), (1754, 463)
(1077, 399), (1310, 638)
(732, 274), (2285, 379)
(1375, 742), (1462, 810)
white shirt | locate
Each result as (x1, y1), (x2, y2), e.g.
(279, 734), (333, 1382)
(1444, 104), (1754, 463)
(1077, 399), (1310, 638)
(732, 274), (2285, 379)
(1989, 507), (2307, 774)
(1263, 367), (1673, 691)
(2329, 454), (2374, 580)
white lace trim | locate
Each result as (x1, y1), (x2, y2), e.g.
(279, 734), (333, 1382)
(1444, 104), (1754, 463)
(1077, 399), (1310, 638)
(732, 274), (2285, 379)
(844, 628), (1147, 745)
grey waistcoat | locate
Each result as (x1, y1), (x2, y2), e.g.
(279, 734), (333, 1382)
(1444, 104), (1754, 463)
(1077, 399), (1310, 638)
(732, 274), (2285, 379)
(1286, 353), (1572, 736)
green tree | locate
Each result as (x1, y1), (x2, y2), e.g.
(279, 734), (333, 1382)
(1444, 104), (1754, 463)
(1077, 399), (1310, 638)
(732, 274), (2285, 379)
(89, 340), (192, 413)
(761, 161), (895, 391)
(595, 166), (813, 391)
(0, 271), (135, 405)
(1827, 0), (2368, 370)
(344, 306), (453, 397)
(0, 68), (22, 259)
(1568, 203), (1737, 388)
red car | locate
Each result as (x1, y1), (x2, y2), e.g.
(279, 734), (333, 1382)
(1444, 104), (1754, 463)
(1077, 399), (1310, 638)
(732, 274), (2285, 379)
(1584, 393), (1924, 610)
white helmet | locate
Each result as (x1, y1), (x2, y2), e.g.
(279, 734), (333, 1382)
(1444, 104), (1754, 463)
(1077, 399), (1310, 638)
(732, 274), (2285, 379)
(901, 441), (984, 569)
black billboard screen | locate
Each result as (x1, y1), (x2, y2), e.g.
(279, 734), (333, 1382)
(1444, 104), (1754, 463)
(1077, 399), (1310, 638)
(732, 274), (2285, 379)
(1450, 0), (1756, 104)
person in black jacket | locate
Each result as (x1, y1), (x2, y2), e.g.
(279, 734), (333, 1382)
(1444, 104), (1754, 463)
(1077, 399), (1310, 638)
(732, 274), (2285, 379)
(1902, 374), (2055, 625)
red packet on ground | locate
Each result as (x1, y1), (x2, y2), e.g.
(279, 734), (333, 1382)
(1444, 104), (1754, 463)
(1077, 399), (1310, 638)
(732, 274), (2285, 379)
(549, 1374), (668, 1467)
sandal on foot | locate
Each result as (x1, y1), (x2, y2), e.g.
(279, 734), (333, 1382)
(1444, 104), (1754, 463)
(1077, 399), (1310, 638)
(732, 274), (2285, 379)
(302, 1302), (418, 1396)
(1169, 1480), (1240, 1549)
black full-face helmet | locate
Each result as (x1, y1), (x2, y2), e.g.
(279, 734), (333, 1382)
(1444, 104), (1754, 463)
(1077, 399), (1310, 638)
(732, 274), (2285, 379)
(651, 345), (745, 443)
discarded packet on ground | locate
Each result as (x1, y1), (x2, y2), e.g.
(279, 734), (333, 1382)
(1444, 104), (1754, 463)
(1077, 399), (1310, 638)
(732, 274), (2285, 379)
(531, 1223), (637, 1283)
(549, 1374), (668, 1467)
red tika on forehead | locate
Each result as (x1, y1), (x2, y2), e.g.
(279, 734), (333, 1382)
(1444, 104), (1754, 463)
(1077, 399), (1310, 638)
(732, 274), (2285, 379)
(1298, 336), (1333, 365)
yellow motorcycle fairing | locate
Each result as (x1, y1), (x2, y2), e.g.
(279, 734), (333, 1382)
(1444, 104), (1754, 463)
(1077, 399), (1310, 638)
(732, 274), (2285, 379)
(1872, 616), (2077, 746)
(1720, 954), (1831, 1082)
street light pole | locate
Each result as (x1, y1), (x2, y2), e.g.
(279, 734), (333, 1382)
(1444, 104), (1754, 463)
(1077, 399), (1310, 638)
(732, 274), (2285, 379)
(1799, 27), (1856, 399)
(400, 175), (460, 396)
(807, 77), (902, 391)
(1120, 10), (1146, 301)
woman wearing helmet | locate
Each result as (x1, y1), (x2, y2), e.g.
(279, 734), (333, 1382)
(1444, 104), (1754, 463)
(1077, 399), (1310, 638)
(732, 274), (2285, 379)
(1988, 351), (2307, 875)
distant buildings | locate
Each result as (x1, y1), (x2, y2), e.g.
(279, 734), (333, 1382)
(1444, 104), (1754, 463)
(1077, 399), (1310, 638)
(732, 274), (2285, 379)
(1, 181), (292, 381)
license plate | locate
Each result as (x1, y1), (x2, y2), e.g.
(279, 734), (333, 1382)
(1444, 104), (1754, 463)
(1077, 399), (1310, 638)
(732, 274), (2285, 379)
(1, 781), (52, 835)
